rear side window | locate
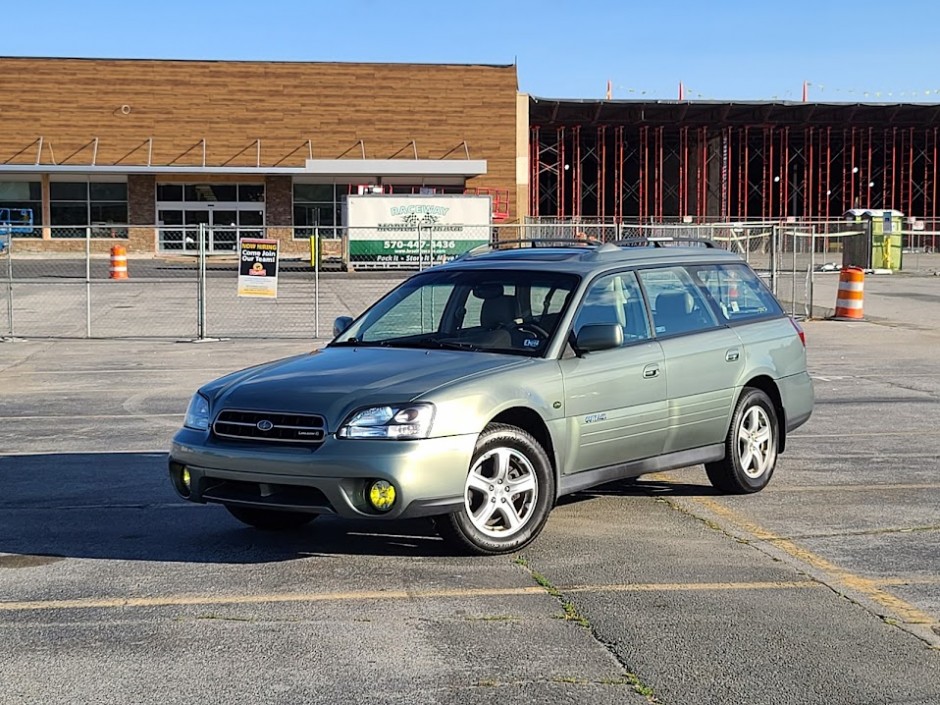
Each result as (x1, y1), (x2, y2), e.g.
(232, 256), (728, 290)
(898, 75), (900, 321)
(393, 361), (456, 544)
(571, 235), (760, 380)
(638, 267), (719, 336)
(691, 264), (783, 323)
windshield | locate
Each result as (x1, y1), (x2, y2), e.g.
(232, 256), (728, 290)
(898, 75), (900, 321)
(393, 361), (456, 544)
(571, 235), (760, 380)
(332, 269), (580, 356)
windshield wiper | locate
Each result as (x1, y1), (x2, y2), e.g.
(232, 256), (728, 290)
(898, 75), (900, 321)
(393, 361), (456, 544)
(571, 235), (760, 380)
(330, 339), (390, 347)
(332, 338), (486, 352)
(371, 339), (485, 352)
(431, 340), (484, 351)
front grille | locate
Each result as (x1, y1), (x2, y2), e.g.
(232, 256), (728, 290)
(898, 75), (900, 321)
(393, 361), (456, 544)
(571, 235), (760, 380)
(213, 409), (327, 444)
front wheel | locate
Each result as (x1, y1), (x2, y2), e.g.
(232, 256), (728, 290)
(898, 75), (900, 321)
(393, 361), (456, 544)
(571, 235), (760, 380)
(225, 505), (317, 531)
(705, 388), (779, 494)
(435, 423), (555, 555)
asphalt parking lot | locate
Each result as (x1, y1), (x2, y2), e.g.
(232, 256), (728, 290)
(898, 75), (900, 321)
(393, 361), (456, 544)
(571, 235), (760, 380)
(2, 276), (940, 704)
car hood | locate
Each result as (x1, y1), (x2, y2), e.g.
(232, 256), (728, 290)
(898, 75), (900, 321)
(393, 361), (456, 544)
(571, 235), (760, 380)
(202, 346), (530, 429)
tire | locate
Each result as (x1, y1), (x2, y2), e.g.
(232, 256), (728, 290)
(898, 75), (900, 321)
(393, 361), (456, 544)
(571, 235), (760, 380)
(705, 388), (779, 494)
(225, 505), (317, 531)
(435, 423), (555, 555)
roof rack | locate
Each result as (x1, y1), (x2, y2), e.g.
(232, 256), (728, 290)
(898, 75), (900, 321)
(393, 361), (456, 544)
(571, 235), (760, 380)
(459, 237), (604, 259)
(611, 236), (716, 249)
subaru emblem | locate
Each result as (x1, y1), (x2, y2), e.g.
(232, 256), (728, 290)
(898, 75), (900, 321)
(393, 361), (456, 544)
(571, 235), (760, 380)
(256, 419), (274, 432)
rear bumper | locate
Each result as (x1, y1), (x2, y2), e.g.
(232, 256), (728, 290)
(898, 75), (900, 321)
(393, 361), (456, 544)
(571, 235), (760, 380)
(779, 371), (814, 433)
(169, 428), (476, 520)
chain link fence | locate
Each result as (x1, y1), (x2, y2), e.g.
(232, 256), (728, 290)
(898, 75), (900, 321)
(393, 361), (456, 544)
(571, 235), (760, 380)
(3, 219), (939, 341)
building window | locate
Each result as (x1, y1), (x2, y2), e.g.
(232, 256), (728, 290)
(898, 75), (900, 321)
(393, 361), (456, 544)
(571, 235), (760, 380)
(156, 182), (264, 205)
(50, 181), (128, 238)
(390, 184), (466, 195)
(293, 183), (341, 239)
(0, 181), (42, 237)
(155, 183), (265, 253)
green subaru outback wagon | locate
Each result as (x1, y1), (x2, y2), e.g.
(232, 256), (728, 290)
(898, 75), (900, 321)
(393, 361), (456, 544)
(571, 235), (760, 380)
(169, 239), (813, 554)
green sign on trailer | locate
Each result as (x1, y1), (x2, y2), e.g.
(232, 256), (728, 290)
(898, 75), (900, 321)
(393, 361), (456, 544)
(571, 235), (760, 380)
(345, 195), (491, 269)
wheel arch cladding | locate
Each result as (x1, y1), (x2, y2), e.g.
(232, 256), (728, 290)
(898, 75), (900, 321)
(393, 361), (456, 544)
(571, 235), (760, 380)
(741, 375), (786, 453)
(490, 406), (557, 475)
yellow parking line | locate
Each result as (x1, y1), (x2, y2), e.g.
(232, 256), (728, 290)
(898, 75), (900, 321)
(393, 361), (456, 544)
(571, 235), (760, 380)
(0, 580), (819, 613)
(687, 495), (936, 626)
(565, 580), (818, 593)
(792, 431), (934, 438)
(0, 586), (543, 612)
(877, 576), (940, 587)
(768, 483), (940, 493)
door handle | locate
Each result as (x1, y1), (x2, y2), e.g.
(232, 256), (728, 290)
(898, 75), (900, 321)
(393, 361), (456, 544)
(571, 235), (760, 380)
(643, 364), (660, 379)
(725, 349), (740, 362)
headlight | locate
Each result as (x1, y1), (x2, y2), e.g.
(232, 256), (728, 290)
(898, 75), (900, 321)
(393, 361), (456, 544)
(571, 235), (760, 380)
(183, 393), (211, 431)
(337, 403), (435, 440)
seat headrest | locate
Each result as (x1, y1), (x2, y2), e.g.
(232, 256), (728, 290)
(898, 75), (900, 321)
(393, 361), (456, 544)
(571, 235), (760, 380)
(472, 283), (504, 300)
(480, 295), (515, 328)
(655, 291), (694, 318)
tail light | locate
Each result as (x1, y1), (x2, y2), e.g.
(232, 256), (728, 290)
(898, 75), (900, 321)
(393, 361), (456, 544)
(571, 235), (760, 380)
(790, 317), (806, 347)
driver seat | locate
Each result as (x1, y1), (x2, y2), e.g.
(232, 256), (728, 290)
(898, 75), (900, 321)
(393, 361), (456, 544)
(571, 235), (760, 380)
(460, 292), (516, 348)
(480, 295), (516, 330)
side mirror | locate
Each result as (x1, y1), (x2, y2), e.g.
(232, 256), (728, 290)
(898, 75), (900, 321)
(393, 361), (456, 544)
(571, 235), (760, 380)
(333, 316), (354, 338)
(575, 324), (623, 353)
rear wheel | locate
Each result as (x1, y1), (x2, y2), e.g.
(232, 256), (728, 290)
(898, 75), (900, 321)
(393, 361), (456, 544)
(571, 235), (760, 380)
(435, 423), (555, 555)
(225, 505), (317, 531)
(705, 388), (779, 494)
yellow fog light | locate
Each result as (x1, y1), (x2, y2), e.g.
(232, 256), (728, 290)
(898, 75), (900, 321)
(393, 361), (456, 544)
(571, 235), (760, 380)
(175, 467), (192, 498)
(368, 480), (396, 512)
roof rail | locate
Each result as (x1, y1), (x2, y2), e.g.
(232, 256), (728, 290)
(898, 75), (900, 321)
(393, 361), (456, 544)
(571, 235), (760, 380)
(611, 236), (716, 249)
(458, 237), (604, 259)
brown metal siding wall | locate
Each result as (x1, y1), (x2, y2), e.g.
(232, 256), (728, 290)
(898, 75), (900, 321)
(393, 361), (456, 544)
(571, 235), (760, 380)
(0, 58), (518, 215)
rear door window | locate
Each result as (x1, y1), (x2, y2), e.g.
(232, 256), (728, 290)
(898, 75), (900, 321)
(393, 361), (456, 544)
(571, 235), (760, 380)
(638, 267), (719, 337)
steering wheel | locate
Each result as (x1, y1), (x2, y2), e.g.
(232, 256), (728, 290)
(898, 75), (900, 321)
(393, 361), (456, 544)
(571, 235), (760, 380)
(517, 321), (549, 339)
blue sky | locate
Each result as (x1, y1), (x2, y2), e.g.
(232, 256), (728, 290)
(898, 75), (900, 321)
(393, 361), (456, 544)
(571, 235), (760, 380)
(6, 0), (940, 102)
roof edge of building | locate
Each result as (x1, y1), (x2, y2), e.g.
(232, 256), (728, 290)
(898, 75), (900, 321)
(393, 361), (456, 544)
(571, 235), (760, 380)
(0, 55), (515, 69)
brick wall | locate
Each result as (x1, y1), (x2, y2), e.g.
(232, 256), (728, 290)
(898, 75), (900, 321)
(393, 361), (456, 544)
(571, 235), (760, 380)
(128, 175), (156, 224)
(265, 176), (291, 227)
(127, 174), (156, 252)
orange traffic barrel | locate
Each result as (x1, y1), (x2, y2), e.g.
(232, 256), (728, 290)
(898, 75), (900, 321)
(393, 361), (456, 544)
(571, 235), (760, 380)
(109, 245), (128, 279)
(833, 266), (864, 320)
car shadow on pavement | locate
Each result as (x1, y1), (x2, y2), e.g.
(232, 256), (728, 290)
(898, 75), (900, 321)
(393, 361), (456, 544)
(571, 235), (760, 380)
(0, 452), (458, 563)
(557, 477), (721, 507)
(0, 453), (721, 563)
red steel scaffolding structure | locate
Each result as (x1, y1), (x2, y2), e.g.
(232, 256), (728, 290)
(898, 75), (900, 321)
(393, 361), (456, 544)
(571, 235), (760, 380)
(529, 99), (940, 229)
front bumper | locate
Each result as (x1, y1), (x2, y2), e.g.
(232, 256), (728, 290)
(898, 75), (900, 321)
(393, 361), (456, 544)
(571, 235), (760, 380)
(168, 428), (477, 520)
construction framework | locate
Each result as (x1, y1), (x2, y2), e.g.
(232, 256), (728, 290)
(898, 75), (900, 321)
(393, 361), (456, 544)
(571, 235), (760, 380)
(530, 98), (940, 224)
